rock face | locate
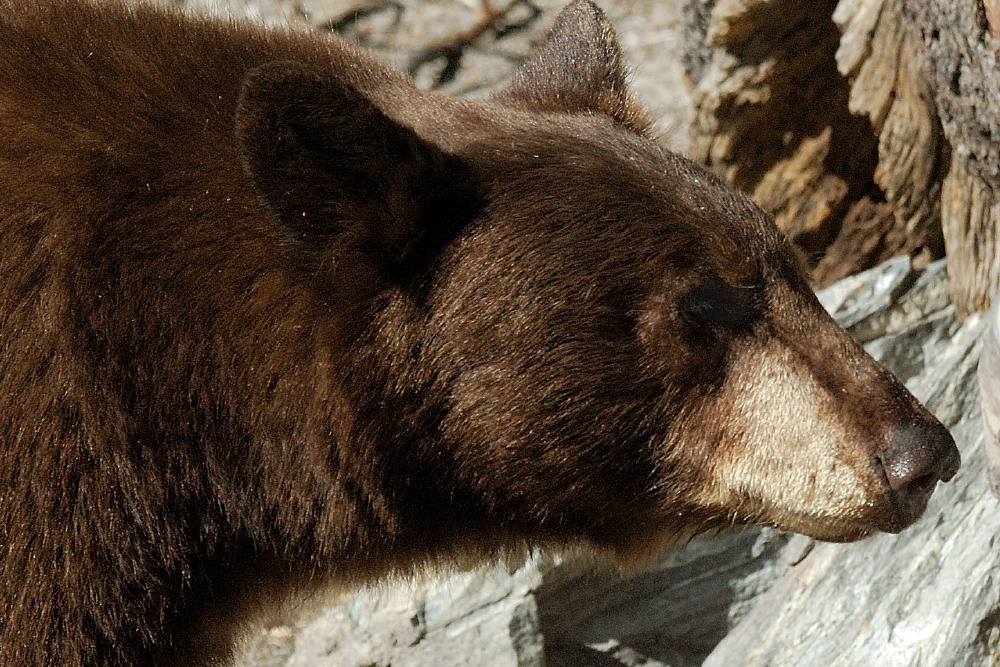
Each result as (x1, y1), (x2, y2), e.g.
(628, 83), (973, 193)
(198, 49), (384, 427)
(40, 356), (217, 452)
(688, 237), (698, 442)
(238, 561), (545, 667)
(980, 300), (1000, 495)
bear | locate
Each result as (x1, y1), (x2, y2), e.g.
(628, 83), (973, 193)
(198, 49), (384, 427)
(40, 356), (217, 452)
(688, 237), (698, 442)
(0, 0), (960, 665)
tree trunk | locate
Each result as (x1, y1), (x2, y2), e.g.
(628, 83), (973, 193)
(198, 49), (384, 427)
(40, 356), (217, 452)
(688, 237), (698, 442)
(688, 0), (1000, 318)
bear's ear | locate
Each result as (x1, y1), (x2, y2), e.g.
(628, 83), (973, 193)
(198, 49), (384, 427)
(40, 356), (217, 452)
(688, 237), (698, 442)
(236, 61), (444, 258)
(492, 0), (652, 135)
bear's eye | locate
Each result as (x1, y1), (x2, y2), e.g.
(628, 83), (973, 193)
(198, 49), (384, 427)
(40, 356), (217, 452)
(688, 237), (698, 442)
(681, 280), (760, 330)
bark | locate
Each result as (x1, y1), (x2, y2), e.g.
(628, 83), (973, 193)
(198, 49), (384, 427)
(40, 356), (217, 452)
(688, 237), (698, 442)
(688, 0), (1000, 317)
(688, 0), (952, 293)
(903, 0), (1000, 315)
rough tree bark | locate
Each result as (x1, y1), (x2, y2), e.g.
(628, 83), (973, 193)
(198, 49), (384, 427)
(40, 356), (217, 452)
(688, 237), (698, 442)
(688, 0), (1000, 318)
(904, 0), (1000, 316)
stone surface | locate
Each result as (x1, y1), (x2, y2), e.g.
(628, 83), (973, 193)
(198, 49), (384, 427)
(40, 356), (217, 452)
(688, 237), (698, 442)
(980, 298), (1000, 496)
(239, 559), (545, 667)
(537, 528), (792, 667)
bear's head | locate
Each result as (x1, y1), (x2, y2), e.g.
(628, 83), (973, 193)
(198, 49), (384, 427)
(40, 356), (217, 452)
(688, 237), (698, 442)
(234, 1), (959, 562)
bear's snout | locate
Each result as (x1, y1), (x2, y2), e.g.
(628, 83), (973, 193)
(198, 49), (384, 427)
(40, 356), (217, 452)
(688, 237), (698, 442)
(874, 422), (960, 531)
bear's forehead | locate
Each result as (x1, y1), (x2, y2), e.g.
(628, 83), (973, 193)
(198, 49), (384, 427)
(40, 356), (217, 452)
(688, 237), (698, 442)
(418, 101), (792, 285)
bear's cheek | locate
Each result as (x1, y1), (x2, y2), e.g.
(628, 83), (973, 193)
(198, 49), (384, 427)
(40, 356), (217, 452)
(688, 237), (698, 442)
(684, 339), (892, 541)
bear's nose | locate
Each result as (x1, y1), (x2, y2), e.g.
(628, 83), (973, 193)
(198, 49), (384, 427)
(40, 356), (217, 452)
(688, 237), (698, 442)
(877, 422), (960, 509)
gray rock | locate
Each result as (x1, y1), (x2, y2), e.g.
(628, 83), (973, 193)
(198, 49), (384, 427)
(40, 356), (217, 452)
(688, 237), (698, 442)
(239, 558), (544, 667)
(979, 297), (1000, 496)
(537, 528), (794, 667)
(815, 254), (914, 335)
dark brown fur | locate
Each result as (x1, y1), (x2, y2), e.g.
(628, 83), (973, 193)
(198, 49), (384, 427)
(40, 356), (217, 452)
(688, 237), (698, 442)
(0, 1), (959, 665)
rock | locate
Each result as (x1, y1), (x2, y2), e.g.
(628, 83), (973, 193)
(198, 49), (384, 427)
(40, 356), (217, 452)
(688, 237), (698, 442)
(239, 559), (545, 667)
(537, 528), (794, 667)
(979, 298), (1000, 496)
(814, 254), (914, 333)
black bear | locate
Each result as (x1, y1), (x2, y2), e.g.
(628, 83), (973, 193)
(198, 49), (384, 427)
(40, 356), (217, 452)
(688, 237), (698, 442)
(0, 0), (959, 664)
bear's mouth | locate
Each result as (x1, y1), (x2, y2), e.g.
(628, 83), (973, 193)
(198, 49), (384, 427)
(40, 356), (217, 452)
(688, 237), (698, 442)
(870, 463), (942, 534)
(748, 479), (938, 543)
(798, 473), (944, 540)
(868, 429), (960, 534)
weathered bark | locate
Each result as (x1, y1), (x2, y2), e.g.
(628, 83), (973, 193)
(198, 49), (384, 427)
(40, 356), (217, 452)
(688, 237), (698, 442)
(903, 0), (1000, 316)
(688, 0), (1000, 317)
(833, 0), (947, 278)
(941, 156), (1000, 316)
(687, 0), (931, 290)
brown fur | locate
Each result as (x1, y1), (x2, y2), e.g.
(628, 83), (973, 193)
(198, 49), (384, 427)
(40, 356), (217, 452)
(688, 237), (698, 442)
(0, 1), (959, 664)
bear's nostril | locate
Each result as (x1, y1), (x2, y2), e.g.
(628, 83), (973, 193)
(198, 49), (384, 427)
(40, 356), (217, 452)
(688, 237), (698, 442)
(878, 422), (961, 497)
